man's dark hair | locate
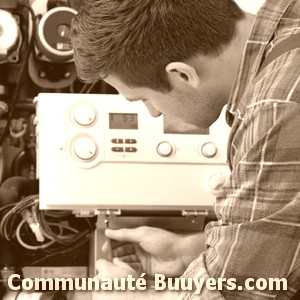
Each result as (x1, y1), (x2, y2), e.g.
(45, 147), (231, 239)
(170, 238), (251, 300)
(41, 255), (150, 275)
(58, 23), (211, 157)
(70, 0), (244, 92)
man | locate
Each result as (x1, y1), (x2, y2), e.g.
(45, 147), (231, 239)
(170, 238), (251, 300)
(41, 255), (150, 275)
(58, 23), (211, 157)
(70, 0), (300, 299)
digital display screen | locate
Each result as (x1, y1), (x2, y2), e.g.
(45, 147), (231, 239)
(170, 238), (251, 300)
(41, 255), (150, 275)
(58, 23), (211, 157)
(109, 113), (138, 129)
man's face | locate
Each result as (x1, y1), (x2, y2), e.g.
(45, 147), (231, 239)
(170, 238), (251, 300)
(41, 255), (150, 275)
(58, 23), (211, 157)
(104, 73), (226, 129)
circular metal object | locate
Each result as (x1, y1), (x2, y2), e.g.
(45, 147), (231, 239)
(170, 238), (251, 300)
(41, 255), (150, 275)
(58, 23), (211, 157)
(36, 7), (77, 62)
(0, 10), (19, 55)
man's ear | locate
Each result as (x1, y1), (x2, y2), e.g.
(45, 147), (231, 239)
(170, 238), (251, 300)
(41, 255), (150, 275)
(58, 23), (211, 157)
(166, 62), (200, 89)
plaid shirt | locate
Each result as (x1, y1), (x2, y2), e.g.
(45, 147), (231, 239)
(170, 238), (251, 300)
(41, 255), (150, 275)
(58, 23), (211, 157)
(180, 0), (300, 299)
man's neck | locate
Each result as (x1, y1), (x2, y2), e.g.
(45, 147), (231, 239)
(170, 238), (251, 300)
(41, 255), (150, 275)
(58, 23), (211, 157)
(216, 12), (256, 103)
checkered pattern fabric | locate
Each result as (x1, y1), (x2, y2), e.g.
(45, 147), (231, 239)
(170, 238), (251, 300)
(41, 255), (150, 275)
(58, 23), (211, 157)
(179, 1), (300, 299)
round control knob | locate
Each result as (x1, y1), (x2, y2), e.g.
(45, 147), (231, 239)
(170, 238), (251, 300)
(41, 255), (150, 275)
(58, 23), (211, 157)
(201, 142), (217, 158)
(73, 136), (97, 160)
(157, 141), (173, 157)
(72, 102), (96, 126)
(208, 173), (226, 194)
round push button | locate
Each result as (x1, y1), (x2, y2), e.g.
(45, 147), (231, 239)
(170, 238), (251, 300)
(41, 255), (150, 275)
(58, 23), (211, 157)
(157, 141), (173, 157)
(201, 142), (217, 158)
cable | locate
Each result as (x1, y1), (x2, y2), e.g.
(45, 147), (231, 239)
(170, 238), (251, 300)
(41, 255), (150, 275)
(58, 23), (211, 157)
(79, 83), (89, 93)
(47, 222), (79, 235)
(36, 206), (94, 245)
(0, 3), (37, 145)
(29, 234), (91, 266)
(0, 193), (96, 268)
(16, 219), (55, 250)
(79, 81), (98, 93)
(9, 118), (28, 139)
(0, 203), (16, 214)
(85, 81), (98, 93)
(0, 195), (38, 240)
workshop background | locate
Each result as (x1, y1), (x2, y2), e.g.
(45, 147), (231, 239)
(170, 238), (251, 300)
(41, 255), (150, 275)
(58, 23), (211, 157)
(0, 1), (115, 299)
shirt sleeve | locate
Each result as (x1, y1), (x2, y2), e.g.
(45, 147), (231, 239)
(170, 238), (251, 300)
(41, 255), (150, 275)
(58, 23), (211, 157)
(178, 101), (300, 300)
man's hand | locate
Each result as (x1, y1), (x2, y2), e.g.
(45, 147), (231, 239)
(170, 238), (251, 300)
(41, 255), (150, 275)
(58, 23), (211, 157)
(88, 258), (139, 300)
(102, 226), (205, 277)
(91, 257), (177, 300)
(95, 258), (139, 279)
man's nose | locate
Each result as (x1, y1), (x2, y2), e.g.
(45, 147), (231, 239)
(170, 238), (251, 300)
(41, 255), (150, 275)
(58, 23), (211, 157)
(143, 101), (162, 117)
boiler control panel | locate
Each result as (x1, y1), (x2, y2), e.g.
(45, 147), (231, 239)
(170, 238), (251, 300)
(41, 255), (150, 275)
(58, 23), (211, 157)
(35, 93), (230, 214)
